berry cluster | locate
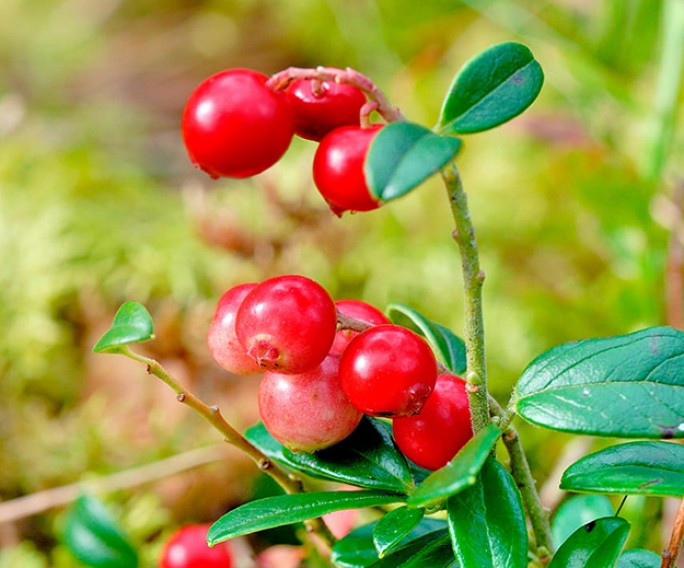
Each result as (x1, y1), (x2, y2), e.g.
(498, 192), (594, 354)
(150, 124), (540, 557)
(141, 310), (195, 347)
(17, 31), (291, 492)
(208, 274), (473, 470)
(181, 67), (382, 215)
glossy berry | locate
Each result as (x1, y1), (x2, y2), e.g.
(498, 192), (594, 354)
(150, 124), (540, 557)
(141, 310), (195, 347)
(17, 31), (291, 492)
(313, 125), (382, 215)
(339, 324), (437, 417)
(159, 524), (233, 568)
(330, 299), (390, 357)
(207, 282), (262, 376)
(393, 374), (473, 470)
(259, 355), (362, 452)
(284, 78), (366, 141)
(182, 68), (294, 179)
(236, 275), (337, 374)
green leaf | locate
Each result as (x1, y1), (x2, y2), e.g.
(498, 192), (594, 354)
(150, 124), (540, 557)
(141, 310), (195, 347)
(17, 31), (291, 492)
(407, 424), (501, 508)
(245, 417), (414, 493)
(549, 517), (630, 568)
(515, 327), (684, 438)
(332, 518), (448, 568)
(561, 441), (684, 497)
(368, 531), (455, 567)
(63, 494), (138, 568)
(93, 302), (154, 353)
(552, 494), (614, 548)
(365, 122), (462, 202)
(207, 490), (404, 545)
(437, 41), (544, 134)
(447, 459), (527, 568)
(373, 506), (425, 558)
(386, 303), (466, 374)
(616, 549), (662, 568)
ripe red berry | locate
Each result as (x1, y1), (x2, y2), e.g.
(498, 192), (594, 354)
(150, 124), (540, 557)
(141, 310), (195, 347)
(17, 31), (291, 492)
(312, 125), (382, 215)
(207, 283), (262, 376)
(259, 355), (362, 452)
(182, 68), (294, 179)
(339, 324), (437, 418)
(284, 78), (366, 141)
(159, 524), (233, 568)
(393, 374), (473, 471)
(236, 275), (337, 374)
(330, 299), (390, 357)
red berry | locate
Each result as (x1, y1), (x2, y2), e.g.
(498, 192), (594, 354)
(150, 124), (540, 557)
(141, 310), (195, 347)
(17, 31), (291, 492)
(182, 68), (294, 179)
(330, 299), (390, 357)
(259, 355), (362, 452)
(207, 283), (262, 376)
(159, 524), (233, 568)
(313, 125), (382, 215)
(393, 374), (473, 470)
(284, 78), (366, 141)
(339, 324), (437, 418)
(236, 275), (337, 374)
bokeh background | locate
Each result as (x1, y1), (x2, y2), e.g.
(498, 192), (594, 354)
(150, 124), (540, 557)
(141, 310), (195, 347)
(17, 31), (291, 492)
(1, 0), (682, 565)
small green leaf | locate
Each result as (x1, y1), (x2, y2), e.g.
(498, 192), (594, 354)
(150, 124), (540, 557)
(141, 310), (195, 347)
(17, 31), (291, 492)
(386, 303), (466, 374)
(368, 530), (454, 567)
(552, 494), (614, 549)
(515, 327), (684, 438)
(447, 458), (527, 568)
(245, 417), (414, 493)
(373, 506), (425, 557)
(561, 441), (684, 497)
(365, 122), (462, 202)
(332, 518), (447, 568)
(616, 549), (662, 568)
(63, 494), (138, 568)
(548, 517), (630, 568)
(93, 302), (154, 353)
(407, 424), (501, 508)
(437, 41), (544, 134)
(207, 490), (404, 545)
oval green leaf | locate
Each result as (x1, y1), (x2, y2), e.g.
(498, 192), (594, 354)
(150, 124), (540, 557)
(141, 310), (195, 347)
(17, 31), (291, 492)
(373, 506), (425, 558)
(208, 490), (404, 545)
(515, 327), (684, 438)
(561, 441), (684, 497)
(437, 41), (543, 135)
(245, 417), (414, 493)
(365, 122), (462, 202)
(552, 494), (614, 549)
(407, 424), (501, 509)
(447, 458), (527, 568)
(368, 530), (454, 567)
(548, 517), (630, 568)
(616, 549), (662, 568)
(93, 302), (154, 353)
(386, 303), (467, 374)
(332, 518), (448, 568)
(63, 494), (138, 568)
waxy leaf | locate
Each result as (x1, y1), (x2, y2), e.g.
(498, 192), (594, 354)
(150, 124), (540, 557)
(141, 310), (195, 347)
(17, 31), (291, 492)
(515, 327), (684, 438)
(245, 417), (414, 493)
(63, 494), (138, 568)
(373, 506), (425, 557)
(365, 122), (462, 202)
(552, 494), (614, 548)
(437, 41), (543, 134)
(616, 549), (662, 567)
(332, 518), (448, 568)
(386, 303), (467, 374)
(208, 490), (404, 545)
(93, 302), (154, 353)
(447, 459), (527, 568)
(548, 517), (630, 568)
(561, 441), (684, 497)
(407, 424), (501, 508)
(368, 530), (454, 567)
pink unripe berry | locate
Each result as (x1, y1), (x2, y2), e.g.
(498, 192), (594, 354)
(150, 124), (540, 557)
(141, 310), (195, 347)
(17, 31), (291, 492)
(258, 355), (362, 452)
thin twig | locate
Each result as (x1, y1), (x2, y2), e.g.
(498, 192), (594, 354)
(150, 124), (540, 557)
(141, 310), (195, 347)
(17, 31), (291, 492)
(661, 497), (684, 568)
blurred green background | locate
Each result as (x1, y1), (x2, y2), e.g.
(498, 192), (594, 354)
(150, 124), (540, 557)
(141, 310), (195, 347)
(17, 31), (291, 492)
(0, 0), (682, 565)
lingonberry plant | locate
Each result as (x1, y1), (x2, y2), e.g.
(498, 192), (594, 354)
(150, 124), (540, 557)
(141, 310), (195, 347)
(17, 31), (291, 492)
(77, 41), (684, 568)
(159, 524), (234, 568)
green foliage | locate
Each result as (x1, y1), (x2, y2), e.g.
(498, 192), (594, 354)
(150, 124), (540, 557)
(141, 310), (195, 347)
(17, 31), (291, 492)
(93, 302), (154, 354)
(371, 506), (425, 558)
(548, 517), (630, 568)
(551, 494), (614, 549)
